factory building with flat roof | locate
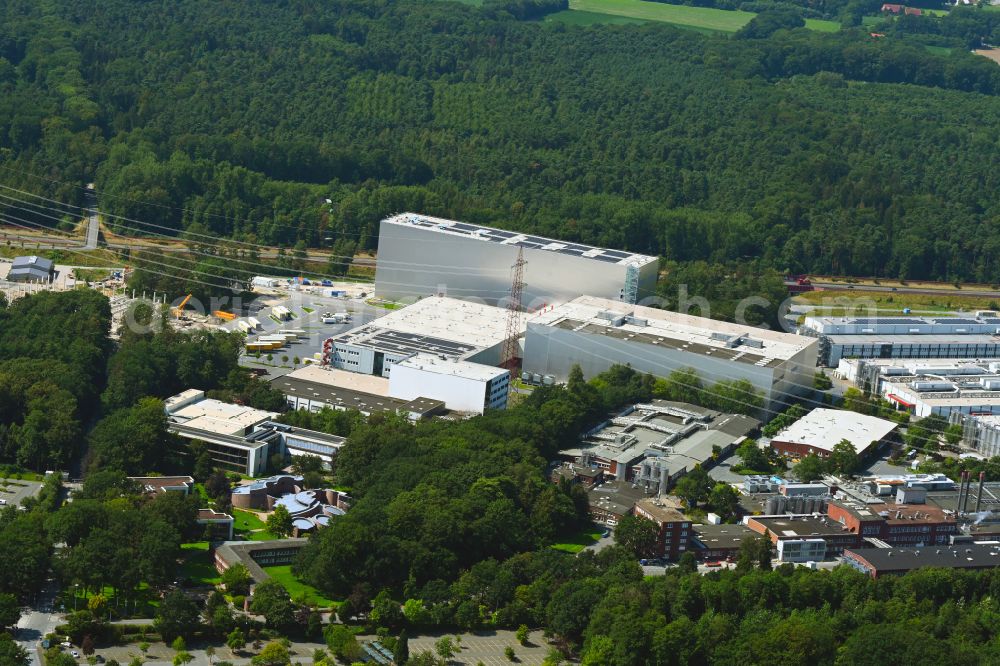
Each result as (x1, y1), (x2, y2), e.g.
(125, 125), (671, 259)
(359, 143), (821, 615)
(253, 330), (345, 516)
(389, 354), (510, 413)
(836, 358), (1000, 418)
(523, 295), (818, 411)
(373, 213), (658, 307)
(273, 365), (448, 420)
(559, 400), (758, 486)
(769, 408), (898, 460)
(322, 296), (518, 373)
(277, 357), (507, 416)
(801, 315), (1000, 366)
(843, 544), (1000, 578)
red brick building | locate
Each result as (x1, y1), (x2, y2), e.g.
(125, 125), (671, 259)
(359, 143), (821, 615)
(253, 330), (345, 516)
(746, 515), (861, 555)
(827, 500), (958, 546)
(634, 497), (691, 560)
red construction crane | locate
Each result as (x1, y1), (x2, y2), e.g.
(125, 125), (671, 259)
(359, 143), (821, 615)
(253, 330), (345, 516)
(500, 247), (526, 369)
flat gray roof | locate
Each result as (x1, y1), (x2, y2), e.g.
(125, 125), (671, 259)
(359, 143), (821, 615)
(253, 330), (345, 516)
(384, 213), (657, 267)
(846, 544), (1000, 572)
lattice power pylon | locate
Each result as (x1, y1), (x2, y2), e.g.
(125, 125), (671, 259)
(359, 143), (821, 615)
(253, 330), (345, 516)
(501, 247), (526, 369)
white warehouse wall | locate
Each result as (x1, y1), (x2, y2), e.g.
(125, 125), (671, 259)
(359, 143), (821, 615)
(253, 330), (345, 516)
(389, 363), (507, 414)
(374, 220), (656, 308)
(522, 323), (814, 411)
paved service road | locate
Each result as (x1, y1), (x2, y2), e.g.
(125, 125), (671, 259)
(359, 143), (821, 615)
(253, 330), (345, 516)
(15, 580), (62, 666)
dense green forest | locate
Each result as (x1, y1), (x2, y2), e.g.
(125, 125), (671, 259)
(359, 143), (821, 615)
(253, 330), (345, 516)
(3, 0), (1000, 281)
(0, 291), (283, 474)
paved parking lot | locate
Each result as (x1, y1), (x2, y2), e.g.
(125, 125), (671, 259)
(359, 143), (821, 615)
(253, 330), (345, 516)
(0, 478), (42, 507)
(95, 629), (552, 666)
(407, 630), (551, 665)
(235, 293), (388, 380)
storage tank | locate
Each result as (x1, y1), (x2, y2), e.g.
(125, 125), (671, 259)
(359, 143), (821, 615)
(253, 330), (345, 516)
(532, 373), (542, 383)
(543, 375), (555, 385)
(765, 496), (782, 514)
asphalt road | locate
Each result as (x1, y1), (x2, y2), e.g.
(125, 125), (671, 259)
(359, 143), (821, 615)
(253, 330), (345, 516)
(15, 580), (62, 666)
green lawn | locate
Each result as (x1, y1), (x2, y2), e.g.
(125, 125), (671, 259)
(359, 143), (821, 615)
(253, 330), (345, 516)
(804, 17), (841, 31)
(551, 526), (605, 554)
(924, 44), (952, 55)
(179, 542), (221, 586)
(248, 530), (283, 541)
(263, 566), (340, 607)
(233, 509), (267, 533)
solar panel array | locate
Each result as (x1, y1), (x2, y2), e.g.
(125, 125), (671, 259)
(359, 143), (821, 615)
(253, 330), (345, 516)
(392, 214), (653, 264)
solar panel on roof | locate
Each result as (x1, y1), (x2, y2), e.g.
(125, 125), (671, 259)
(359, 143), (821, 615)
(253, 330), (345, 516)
(450, 222), (479, 232)
(592, 254), (623, 263)
(601, 250), (633, 259)
(522, 235), (550, 245)
(849, 318), (927, 325)
(556, 247), (585, 256)
(488, 230), (517, 238)
(515, 241), (543, 249)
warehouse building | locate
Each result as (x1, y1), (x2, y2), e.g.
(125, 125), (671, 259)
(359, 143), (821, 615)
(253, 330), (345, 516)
(373, 213), (659, 307)
(389, 354), (510, 413)
(769, 408), (898, 461)
(165, 389), (346, 475)
(523, 296), (818, 410)
(275, 362), (502, 416)
(801, 315), (1000, 366)
(7, 255), (54, 282)
(843, 544), (1000, 578)
(322, 296), (518, 372)
(836, 358), (1000, 418)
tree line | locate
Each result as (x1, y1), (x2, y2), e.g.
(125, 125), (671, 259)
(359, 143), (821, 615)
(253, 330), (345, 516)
(4, 1), (1000, 282)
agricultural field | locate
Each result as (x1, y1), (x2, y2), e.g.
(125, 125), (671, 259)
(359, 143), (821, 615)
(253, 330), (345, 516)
(568, 0), (754, 31)
(545, 8), (648, 24)
(555, 0), (841, 33)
